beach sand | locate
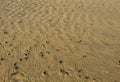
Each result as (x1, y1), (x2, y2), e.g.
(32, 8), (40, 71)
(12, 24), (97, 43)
(0, 0), (120, 82)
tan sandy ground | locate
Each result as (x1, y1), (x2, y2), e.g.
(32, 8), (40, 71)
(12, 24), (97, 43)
(0, 0), (120, 82)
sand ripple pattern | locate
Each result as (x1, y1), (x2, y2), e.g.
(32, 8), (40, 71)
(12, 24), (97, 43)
(0, 0), (120, 82)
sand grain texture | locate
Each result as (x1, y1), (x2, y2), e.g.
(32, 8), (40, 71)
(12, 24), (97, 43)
(0, 0), (120, 82)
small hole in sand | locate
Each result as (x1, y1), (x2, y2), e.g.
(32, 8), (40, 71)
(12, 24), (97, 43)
(5, 41), (8, 44)
(14, 66), (19, 70)
(43, 71), (47, 75)
(85, 76), (89, 79)
(79, 75), (81, 78)
(24, 53), (28, 56)
(59, 60), (63, 64)
(56, 49), (60, 51)
(93, 78), (96, 80)
(78, 69), (82, 72)
(24, 56), (29, 60)
(19, 58), (22, 62)
(82, 55), (87, 58)
(10, 22), (14, 24)
(18, 20), (23, 23)
(8, 53), (11, 55)
(14, 63), (17, 66)
(1, 58), (5, 61)
(40, 52), (44, 57)
(4, 31), (8, 35)
(43, 45), (45, 47)
(118, 60), (120, 65)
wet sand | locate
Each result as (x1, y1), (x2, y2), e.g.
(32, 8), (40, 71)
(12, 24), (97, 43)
(0, 0), (120, 82)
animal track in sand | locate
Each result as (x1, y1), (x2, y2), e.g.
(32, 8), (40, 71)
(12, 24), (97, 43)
(10, 72), (29, 82)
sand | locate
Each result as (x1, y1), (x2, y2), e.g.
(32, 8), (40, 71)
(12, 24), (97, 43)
(0, 0), (120, 82)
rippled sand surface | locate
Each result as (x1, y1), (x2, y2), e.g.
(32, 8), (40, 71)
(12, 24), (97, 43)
(0, 0), (120, 82)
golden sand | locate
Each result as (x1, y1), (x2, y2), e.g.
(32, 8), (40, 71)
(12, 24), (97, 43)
(0, 0), (120, 82)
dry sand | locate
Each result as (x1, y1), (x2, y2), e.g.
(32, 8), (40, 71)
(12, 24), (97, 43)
(0, 0), (120, 82)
